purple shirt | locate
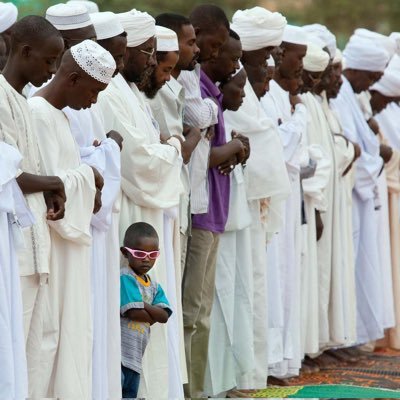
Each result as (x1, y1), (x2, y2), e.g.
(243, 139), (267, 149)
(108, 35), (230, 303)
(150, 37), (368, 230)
(191, 70), (230, 234)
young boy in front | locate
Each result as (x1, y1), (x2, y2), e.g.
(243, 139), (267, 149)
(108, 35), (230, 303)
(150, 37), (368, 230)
(120, 222), (172, 398)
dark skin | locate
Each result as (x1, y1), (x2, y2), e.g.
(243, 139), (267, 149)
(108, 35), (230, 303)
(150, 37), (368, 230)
(121, 236), (169, 325)
(2, 34), (66, 220)
(271, 45), (284, 68)
(301, 69), (324, 94)
(60, 25), (97, 50)
(325, 61), (343, 99)
(245, 64), (270, 100)
(194, 24), (229, 63)
(34, 51), (107, 213)
(275, 42), (307, 83)
(343, 69), (383, 94)
(0, 34), (7, 70)
(241, 46), (274, 68)
(171, 23), (199, 79)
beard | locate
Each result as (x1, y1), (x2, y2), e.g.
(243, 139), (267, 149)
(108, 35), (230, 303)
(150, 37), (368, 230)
(142, 69), (162, 98)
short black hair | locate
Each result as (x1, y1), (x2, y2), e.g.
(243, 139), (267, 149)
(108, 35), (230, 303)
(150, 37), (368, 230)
(123, 222), (159, 247)
(229, 29), (240, 41)
(155, 13), (191, 36)
(10, 15), (62, 51)
(97, 31), (127, 47)
(189, 4), (229, 32)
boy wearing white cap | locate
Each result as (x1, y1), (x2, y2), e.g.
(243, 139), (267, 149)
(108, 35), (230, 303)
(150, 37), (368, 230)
(28, 40), (115, 399)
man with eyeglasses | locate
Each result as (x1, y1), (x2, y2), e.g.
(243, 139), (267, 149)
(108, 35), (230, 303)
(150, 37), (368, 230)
(97, 9), (183, 400)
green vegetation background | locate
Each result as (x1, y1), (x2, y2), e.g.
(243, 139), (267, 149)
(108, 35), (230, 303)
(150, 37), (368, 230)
(11, 0), (400, 46)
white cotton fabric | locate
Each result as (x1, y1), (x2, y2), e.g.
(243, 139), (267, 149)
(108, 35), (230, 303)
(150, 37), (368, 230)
(333, 48), (343, 64)
(267, 55), (275, 67)
(390, 32), (400, 55)
(70, 39), (116, 84)
(46, 3), (92, 30)
(282, 24), (308, 46)
(67, 0), (99, 14)
(117, 9), (155, 48)
(90, 12), (124, 40)
(303, 42), (330, 72)
(0, 2), (17, 33)
(302, 23), (337, 59)
(355, 28), (397, 59)
(156, 25), (179, 52)
(343, 35), (390, 72)
(231, 6), (287, 50)
(370, 69), (400, 97)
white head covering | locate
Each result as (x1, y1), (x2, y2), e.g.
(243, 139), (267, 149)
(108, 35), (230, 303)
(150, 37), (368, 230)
(302, 23), (336, 58)
(370, 68), (400, 97)
(156, 26), (178, 52)
(66, 0), (99, 14)
(231, 6), (287, 51)
(46, 3), (92, 30)
(267, 55), (275, 67)
(70, 39), (115, 84)
(390, 32), (400, 55)
(0, 2), (18, 33)
(90, 11), (123, 40)
(343, 35), (390, 72)
(354, 28), (396, 59)
(333, 48), (343, 64)
(387, 53), (400, 72)
(282, 24), (308, 46)
(117, 9), (155, 48)
(303, 42), (330, 72)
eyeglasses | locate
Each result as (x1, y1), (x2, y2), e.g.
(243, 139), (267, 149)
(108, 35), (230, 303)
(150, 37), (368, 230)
(139, 48), (155, 57)
(124, 247), (160, 260)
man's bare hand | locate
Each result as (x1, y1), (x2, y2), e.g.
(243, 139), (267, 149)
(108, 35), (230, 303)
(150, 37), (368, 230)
(106, 130), (124, 151)
(44, 191), (65, 221)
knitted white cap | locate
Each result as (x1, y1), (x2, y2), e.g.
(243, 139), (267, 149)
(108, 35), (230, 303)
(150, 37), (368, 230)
(90, 11), (124, 40)
(70, 39), (116, 83)
(67, 0), (99, 14)
(0, 2), (18, 33)
(46, 3), (92, 31)
(156, 25), (178, 52)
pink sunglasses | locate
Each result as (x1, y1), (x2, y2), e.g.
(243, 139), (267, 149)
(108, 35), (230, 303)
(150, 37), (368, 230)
(124, 247), (160, 260)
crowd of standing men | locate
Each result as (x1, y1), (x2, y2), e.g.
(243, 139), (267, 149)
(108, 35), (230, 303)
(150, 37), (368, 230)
(2, 0), (400, 398)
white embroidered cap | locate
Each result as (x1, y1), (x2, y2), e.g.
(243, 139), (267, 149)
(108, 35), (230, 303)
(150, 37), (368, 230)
(67, 0), (99, 14)
(0, 2), (18, 33)
(46, 3), (92, 31)
(282, 24), (308, 46)
(156, 25), (178, 52)
(90, 11), (124, 40)
(70, 39), (116, 84)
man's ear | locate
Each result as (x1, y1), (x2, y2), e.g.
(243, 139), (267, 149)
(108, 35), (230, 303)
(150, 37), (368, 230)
(120, 247), (128, 258)
(68, 71), (80, 86)
(21, 44), (31, 58)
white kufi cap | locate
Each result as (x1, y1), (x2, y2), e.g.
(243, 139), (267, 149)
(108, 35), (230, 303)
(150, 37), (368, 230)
(0, 2), (18, 33)
(231, 6), (287, 51)
(46, 3), (92, 30)
(90, 11), (123, 40)
(355, 28), (396, 59)
(118, 9), (155, 48)
(156, 25), (178, 52)
(302, 24), (336, 58)
(303, 42), (330, 72)
(343, 35), (390, 72)
(70, 39), (116, 84)
(282, 24), (308, 46)
(66, 0), (99, 14)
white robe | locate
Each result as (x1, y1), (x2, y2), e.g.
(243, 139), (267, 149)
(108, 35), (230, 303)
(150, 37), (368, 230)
(261, 79), (306, 377)
(97, 73), (184, 400)
(0, 75), (52, 397)
(219, 79), (290, 388)
(331, 77), (384, 344)
(28, 96), (96, 399)
(0, 142), (31, 400)
(63, 105), (122, 400)
(322, 100), (357, 347)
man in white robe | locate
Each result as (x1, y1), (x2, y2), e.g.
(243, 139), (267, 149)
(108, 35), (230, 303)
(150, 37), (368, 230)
(28, 40), (114, 399)
(0, 142), (33, 400)
(48, 10), (125, 398)
(260, 25), (308, 378)
(224, 7), (290, 389)
(330, 34), (390, 345)
(0, 16), (68, 396)
(96, 10), (183, 399)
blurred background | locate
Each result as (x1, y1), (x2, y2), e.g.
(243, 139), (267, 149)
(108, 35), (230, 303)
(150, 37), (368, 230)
(12, 0), (400, 47)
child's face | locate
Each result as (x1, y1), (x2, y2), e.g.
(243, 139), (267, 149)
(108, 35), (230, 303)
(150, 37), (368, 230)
(121, 236), (159, 276)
